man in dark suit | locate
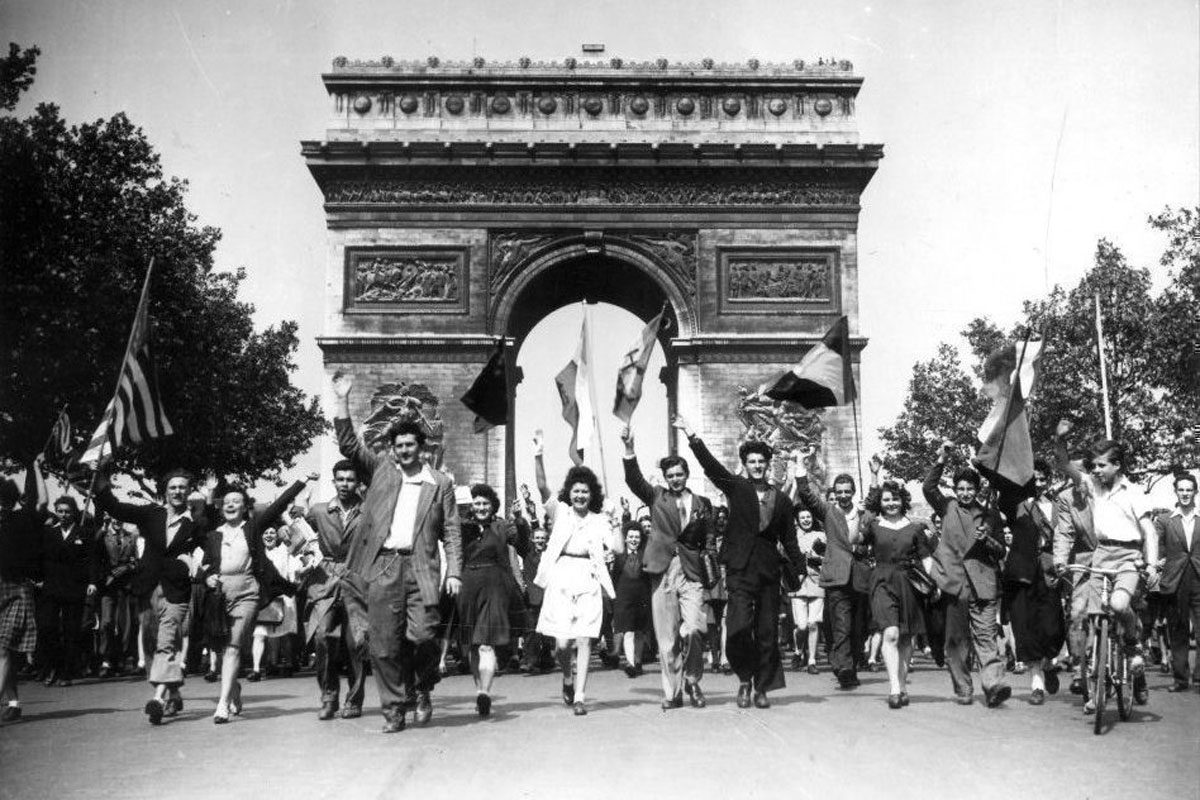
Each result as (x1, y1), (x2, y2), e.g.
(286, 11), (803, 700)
(1156, 473), (1200, 693)
(792, 448), (868, 690)
(92, 468), (208, 724)
(332, 372), (462, 733)
(92, 516), (139, 678)
(304, 459), (369, 720)
(675, 416), (801, 709)
(621, 423), (714, 710)
(518, 516), (552, 673)
(923, 442), (1011, 708)
(37, 496), (95, 687)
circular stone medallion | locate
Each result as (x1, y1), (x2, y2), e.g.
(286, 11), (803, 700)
(676, 97), (695, 116)
(722, 97), (741, 116)
(767, 98), (787, 116)
(814, 97), (833, 117)
(398, 94), (419, 114)
(352, 95), (372, 114)
(537, 96), (558, 115)
(629, 96), (649, 115)
(445, 95), (465, 114)
(491, 96), (511, 114)
(583, 97), (603, 116)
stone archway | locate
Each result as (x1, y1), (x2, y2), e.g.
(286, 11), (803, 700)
(306, 56), (882, 502)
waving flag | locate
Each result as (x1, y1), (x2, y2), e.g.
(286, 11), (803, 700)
(554, 309), (596, 466)
(761, 316), (856, 408)
(975, 337), (1043, 493)
(81, 262), (174, 466)
(613, 304), (667, 423)
(461, 344), (508, 433)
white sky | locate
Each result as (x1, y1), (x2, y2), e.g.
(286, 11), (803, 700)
(4, 0), (1198, 492)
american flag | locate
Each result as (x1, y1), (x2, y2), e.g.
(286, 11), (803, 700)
(80, 263), (173, 466)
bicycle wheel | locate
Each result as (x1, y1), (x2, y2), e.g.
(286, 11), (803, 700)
(1093, 617), (1109, 735)
(1116, 633), (1134, 721)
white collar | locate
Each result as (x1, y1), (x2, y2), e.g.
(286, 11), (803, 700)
(398, 464), (436, 485)
(877, 515), (912, 530)
(1171, 506), (1197, 519)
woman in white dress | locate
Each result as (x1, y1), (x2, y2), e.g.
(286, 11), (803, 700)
(532, 436), (616, 716)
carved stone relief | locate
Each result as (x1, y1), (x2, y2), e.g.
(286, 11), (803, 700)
(726, 258), (832, 301)
(362, 381), (446, 467)
(345, 248), (468, 313)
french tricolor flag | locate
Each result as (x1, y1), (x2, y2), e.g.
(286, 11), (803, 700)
(761, 316), (856, 408)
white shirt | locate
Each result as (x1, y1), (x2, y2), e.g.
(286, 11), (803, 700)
(1090, 477), (1149, 544)
(166, 509), (192, 547)
(668, 489), (694, 527)
(218, 523), (252, 575)
(384, 464), (436, 551)
(1173, 506), (1198, 551)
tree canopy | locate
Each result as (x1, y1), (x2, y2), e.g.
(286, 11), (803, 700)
(0, 44), (326, 487)
(880, 209), (1200, 482)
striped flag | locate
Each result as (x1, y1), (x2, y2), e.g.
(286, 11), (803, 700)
(48, 407), (72, 458)
(554, 309), (596, 466)
(760, 316), (856, 408)
(80, 263), (174, 466)
(975, 337), (1043, 493)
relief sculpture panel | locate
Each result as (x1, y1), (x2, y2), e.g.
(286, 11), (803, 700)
(718, 248), (840, 315)
(345, 247), (468, 314)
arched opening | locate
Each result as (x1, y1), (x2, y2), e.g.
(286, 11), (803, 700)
(501, 252), (680, 502)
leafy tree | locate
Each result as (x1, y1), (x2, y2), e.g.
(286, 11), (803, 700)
(878, 343), (989, 482)
(0, 44), (325, 487)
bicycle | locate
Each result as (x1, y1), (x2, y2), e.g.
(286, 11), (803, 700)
(1062, 564), (1145, 735)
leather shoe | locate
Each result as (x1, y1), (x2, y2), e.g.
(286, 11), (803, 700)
(1029, 689), (1046, 706)
(339, 705), (362, 719)
(736, 683), (752, 708)
(955, 694), (974, 706)
(476, 693), (492, 718)
(145, 698), (165, 725)
(165, 693), (183, 717)
(413, 691), (432, 725)
(753, 692), (770, 709)
(1044, 669), (1060, 695)
(899, 692), (909, 707)
(887, 693), (903, 709)
(381, 709), (405, 733)
(318, 701), (338, 721)
(1167, 682), (1191, 693)
(806, 664), (819, 676)
(684, 682), (706, 708)
(1069, 676), (1084, 695)
(661, 694), (684, 711)
(985, 685), (1012, 708)
(247, 670), (263, 683)
(572, 701), (588, 716)
(1, 705), (22, 723)
(1133, 674), (1148, 705)
(203, 670), (219, 683)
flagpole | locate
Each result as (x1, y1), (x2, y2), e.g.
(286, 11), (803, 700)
(850, 395), (865, 495)
(38, 404), (69, 465)
(1094, 292), (1114, 439)
(83, 258), (157, 508)
(582, 301), (609, 492)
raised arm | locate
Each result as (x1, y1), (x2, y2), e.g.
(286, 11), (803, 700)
(253, 473), (318, 531)
(792, 445), (832, 522)
(507, 504), (533, 558)
(674, 415), (735, 493)
(1050, 419), (1085, 488)
(88, 473), (152, 527)
(922, 443), (952, 517)
(332, 372), (383, 478)
(532, 430), (551, 503)
(619, 425), (657, 507)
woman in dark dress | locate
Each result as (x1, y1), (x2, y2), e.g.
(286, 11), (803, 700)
(857, 480), (932, 709)
(457, 484), (530, 718)
(610, 523), (651, 678)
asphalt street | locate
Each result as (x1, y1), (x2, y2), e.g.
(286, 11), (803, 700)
(1, 658), (1197, 800)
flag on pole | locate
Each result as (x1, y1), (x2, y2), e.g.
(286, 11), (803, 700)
(975, 337), (1044, 494)
(460, 344), (508, 433)
(613, 304), (667, 424)
(47, 407), (72, 458)
(761, 316), (856, 408)
(554, 309), (595, 466)
(80, 263), (174, 466)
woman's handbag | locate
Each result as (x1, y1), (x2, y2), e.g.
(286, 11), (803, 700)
(905, 560), (938, 597)
(256, 597), (285, 625)
(698, 548), (720, 590)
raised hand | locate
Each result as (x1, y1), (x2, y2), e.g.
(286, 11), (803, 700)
(619, 424), (634, 445)
(532, 429), (544, 455)
(938, 440), (955, 464)
(671, 415), (694, 438)
(1054, 418), (1073, 439)
(331, 371), (353, 399)
(869, 453), (883, 474)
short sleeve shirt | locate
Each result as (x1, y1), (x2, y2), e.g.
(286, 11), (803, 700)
(1089, 477), (1149, 544)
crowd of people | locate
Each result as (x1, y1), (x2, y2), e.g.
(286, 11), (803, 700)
(0, 375), (1196, 732)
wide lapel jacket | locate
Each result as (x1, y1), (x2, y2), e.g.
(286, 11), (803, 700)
(1157, 511), (1200, 594)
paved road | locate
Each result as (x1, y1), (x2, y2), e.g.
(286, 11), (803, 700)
(1, 659), (1197, 800)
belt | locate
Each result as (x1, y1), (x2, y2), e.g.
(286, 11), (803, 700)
(1096, 539), (1139, 549)
(379, 548), (413, 556)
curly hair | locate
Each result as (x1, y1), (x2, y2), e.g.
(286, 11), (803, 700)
(865, 480), (912, 516)
(557, 465), (605, 514)
(387, 420), (427, 448)
(738, 440), (773, 464)
(470, 483), (500, 515)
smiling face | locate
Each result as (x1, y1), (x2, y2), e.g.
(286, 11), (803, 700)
(625, 529), (642, 552)
(262, 528), (278, 549)
(663, 463), (688, 493)
(221, 491), (248, 524)
(165, 477), (191, 512)
(569, 481), (592, 512)
(796, 509), (814, 532)
(953, 480), (978, 507)
(471, 494), (494, 523)
(880, 490), (903, 518)
(1033, 469), (1050, 497)
(832, 480), (855, 510)
(532, 529), (548, 551)
(743, 452), (769, 482)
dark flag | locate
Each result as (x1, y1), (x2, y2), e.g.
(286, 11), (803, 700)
(613, 304), (667, 424)
(975, 337), (1044, 496)
(761, 315), (856, 408)
(460, 345), (508, 433)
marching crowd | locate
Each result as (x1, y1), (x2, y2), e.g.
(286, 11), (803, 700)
(0, 374), (1197, 731)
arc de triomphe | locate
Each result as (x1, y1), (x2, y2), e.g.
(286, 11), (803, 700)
(303, 56), (883, 499)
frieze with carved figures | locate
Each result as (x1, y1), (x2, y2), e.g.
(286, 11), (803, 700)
(344, 247), (468, 314)
(718, 248), (840, 315)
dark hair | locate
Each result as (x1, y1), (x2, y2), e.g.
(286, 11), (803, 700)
(470, 483), (501, 515)
(1175, 473), (1198, 490)
(161, 469), (195, 489)
(387, 420), (427, 448)
(1033, 458), (1052, 477)
(1086, 439), (1126, 470)
(659, 455), (689, 476)
(557, 466), (605, 514)
(221, 485), (252, 518)
(53, 496), (80, 514)
(952, 467), (981, 490)
(832, 473), (857, 492)
(865, 480), (912, 515)
(622, 520), (646, 550)
(738, 440), (773, 463)
(332, 459), (357, 476)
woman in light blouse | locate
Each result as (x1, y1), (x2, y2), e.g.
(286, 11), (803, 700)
(202, 474), (314, 723)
